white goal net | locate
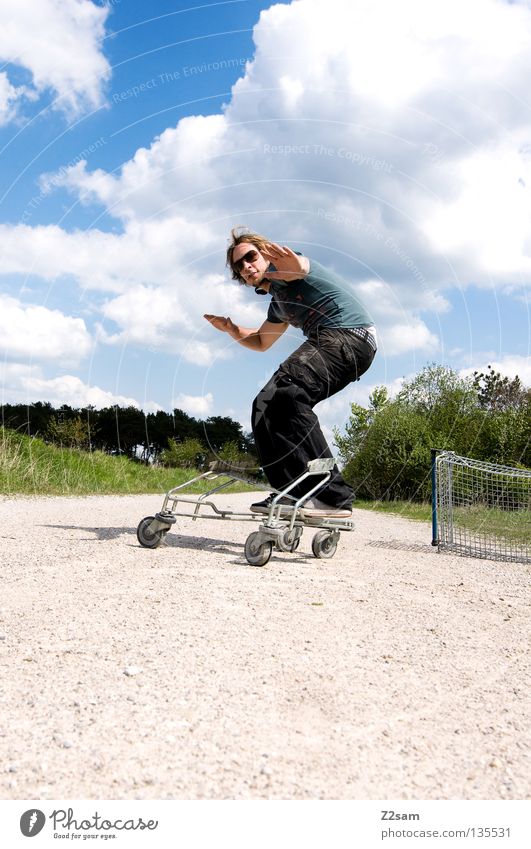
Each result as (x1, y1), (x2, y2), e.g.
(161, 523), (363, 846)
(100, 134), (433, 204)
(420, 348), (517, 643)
(434, 451), (531, 563)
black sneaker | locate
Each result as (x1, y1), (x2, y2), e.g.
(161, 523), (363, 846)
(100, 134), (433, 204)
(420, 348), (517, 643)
(250, 493), (296, 514)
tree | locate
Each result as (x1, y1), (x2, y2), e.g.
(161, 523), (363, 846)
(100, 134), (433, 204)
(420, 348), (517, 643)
(334, 386), (388, 467)
(46, 416), (91, 450)
(1, 401), (258, 465)
(1, 402), (54, 436)
(341, 398), (434, 500)
(160, 437), (206, 469)
(217, 439), (259, 470)
(171, 408), (201, 442)
(473, 365), (528, 411)
(202, 415), (247, 453)
(335, 364), (530, 502)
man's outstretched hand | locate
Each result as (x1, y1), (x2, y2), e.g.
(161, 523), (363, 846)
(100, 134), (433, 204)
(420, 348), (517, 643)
(204, 314), (238, 334)
(262, 242), (309, 281)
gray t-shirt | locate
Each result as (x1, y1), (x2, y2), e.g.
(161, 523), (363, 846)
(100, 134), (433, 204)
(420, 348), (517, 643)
(266, 258), (374, 337)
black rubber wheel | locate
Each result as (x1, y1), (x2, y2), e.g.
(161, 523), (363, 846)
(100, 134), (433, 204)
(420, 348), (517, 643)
(290, 536), (301, 552)
(155, 510), (176, 525)
(244, 532), (273, 566)
(137, 516), (164, 549)
(311, 529), (338, 559)
(279, 527), (302, 552)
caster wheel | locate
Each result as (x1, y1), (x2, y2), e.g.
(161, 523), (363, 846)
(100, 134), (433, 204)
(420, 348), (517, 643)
(311, 529), (338, 559)
(278, 527), (302, 552)
(289, 535), (301, 552)
(155, 510), (176, 525)
(245, 532), (273, 567)
(137, 516), (165, 549)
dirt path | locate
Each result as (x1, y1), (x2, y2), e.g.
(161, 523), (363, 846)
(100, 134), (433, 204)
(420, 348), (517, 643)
(0, 493), (529, 800)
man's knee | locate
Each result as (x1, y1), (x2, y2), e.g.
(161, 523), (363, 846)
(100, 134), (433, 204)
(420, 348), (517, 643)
(252, 376), (302, 428)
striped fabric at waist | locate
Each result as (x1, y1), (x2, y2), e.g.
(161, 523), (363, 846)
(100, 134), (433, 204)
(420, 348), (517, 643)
(343, 325), (377, 351)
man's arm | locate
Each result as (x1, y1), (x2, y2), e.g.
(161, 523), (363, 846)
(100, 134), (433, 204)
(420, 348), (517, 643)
(204, 315), (288, 351)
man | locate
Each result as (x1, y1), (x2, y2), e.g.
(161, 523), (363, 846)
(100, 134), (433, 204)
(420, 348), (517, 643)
(204, 228), (376, 518)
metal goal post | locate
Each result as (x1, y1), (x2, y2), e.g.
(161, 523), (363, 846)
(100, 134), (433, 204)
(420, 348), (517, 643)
(431, 449), (531, 563)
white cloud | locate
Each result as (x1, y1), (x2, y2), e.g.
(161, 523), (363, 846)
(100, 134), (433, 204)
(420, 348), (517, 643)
(319, 374), (408, 437)
(173, 392), (214, 417)
(21, 374), (140, 410)
(0, 71), (35, 125)
(0, 220), (199, 291)
(47, 113), (241, 223)
(0, 295), (92, 364)
(101, 285), (189, 346)
(2, 0), (531, 396)
(0, 362), (150, 410)
(423, 140), (531, 277)
(0, 222), (267, 356)
(354, 280), (442, 355)
(460, 355), (531, 388)
(179, 340), (224, 368)
(0, 0), (110, 119)
(382, 320), (439, 356)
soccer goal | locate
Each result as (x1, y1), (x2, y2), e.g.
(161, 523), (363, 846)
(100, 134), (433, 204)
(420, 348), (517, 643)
(431, 450), (531, 563)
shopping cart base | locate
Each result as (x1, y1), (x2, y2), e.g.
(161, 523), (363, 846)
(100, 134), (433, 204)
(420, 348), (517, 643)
(136, 458), (354, 565)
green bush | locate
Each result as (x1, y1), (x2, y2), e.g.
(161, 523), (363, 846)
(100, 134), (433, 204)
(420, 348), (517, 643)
(336, 364), (530, 502)
(214, 439), (259, 471)
(46, 415), (91, 450)
(160, 437), (206, 469)
(343, 402), (433, 500)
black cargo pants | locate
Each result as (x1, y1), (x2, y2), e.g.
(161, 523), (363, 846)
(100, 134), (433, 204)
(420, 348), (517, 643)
(251, 328), (376, 507)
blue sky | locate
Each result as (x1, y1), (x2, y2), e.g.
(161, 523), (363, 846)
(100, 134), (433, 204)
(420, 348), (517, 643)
(1, 0), (530, 446)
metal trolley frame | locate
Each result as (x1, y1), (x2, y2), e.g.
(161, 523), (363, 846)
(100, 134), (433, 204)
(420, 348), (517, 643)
(136, 458), (354, 566)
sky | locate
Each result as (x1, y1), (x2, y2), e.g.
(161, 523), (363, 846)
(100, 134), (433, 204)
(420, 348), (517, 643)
(1, 0), (530, 448)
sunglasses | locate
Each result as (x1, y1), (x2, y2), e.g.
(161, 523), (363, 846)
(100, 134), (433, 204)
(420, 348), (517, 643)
(232, 248), (260, 274)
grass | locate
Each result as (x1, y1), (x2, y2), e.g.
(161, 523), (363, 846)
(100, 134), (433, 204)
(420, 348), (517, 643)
(354, 498), (432, 523)
(450, 505), (531, 545)
(354, 497), (530, 546)
(2, 430), (529, 547)
(0, 430), (256, 497)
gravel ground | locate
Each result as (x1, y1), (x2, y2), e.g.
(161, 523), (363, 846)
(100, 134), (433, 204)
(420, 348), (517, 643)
(0, 492), (529, 800)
